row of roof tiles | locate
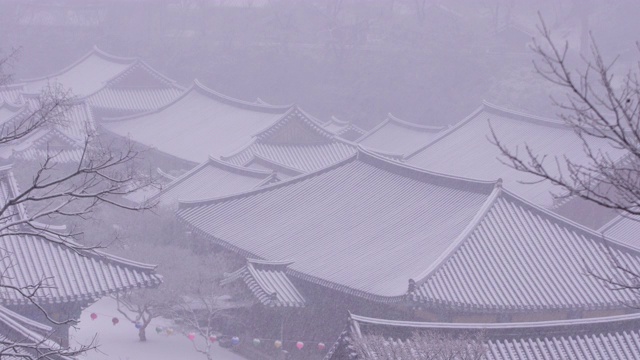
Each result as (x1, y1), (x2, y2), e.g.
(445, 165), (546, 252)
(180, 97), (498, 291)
(327, 312), (640, 360)
(0, 165), (161, 305)
(176, 148), (640, 312)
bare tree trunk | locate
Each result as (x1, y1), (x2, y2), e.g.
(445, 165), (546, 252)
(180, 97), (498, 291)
(139, 327), (147, 342)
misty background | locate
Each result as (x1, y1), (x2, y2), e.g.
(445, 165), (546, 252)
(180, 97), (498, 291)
(2, 0), (638, 129)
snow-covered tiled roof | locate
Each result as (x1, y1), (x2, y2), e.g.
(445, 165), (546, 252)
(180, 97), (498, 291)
(0, 84), (27, 105)
(178, 147), (640, 311)
(413, 189), (640, 311)
(357, 114), (446, 156)
(0, 305), (72, 359)
(222, 107), (358, 173)
(600, 214), (640, 250)
(0, 101), (95, 163)
(222, 259), (305, 308)
(406, 101), (627, 208)
(21, 47), (135, 97)
(101, 80), (292, 163)
(328, 312), (640, 360)
(178, 148), (499, 302)
(14, 46), (184, 116)
(0, 165), (161, 304)
(140, 156), (277, 206)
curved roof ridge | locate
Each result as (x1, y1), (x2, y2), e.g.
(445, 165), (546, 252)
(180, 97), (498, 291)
(156, 167), (177, 182)
(598, 212), (632, 233)
(21, 46), (136, 84)
(0, 305), (52, 332)
(326, 115), (349, 126)
(499, 188), (640, 255)
(247, 258), (294, 267)
(358, 144), (405, 160)
(78, 60), (185, 100)
(177, 152), (359, 209)
(242, 153), (306, 175)
(90, 247), (160, 271)
(100, 83), (195, 122)
(481, 100), (567, 127)
(349, 311), (640, 330)
(206, 155), (275, 176)
(357, 145), (499, 189)
(387, 113), (447, 132)
(17, 230), (160, 272)
(0, 306), (66, 354)
(0, 99), (27, 113)
(192, 79), (292, 113)
(101, 79), (291, 123)
(404, 104), (485, 159)
(150, 156), (274, 202)
(411, 180), (504, 286)
(252, 105), (336, 140)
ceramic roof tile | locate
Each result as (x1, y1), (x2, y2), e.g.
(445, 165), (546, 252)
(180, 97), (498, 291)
(137, 156), (276, 206)
(179, 148), (640, 311)
(406, 101), (627, 208)
(600, 215), (640, 249)
(222, 107), (358, 173)
(102, 80), (292, 163)
(18, 47), (183, 115)
(178, 148), (496, 301)
(330, 313), (640, 360)
(222, 259), (305, 308)
(414, 190), (640, 311)
(0, 305), (72, 359)
(0, 166), (161, 304)
(21, 48), (134, 97)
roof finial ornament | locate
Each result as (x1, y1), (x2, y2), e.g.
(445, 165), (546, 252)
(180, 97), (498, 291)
(496, 178), (503, 189)
(408, 278), (416, 293)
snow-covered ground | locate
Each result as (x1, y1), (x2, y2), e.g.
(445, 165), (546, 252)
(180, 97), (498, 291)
(70, 297), (246, 360)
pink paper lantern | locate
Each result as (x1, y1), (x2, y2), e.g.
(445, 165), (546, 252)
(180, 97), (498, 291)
(112, 317), (119, 326)
(90, 313), (97, 320)
(209, 335), (217, 343)
(318, 342), (326, 351)
(188, 332), (196, 341)
(296, 341), (304, 350)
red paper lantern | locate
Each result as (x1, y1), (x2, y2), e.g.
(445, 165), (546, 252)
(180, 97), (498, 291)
(112, 317), (119, 326)
(90, 313), (97, 320)
(209, 335), (217, 343)
(296, 341), (304, 350)
(318, 342), (326, 351)
(188, 332), (196, 341)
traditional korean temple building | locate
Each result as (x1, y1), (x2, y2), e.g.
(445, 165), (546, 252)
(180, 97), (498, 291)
(327, 312), (640, 359)
(221, 106), (358, 176)
(356, 113), (446, 156)
(126, 156), (278, 206)
(101, 80), (293, 165)
(176, 147), (640, 349)
(8, 46), (184, 118)
(0, 164), (162, 345)
(405, 101), (625, 210)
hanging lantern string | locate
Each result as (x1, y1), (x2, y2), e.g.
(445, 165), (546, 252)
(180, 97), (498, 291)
(210, 335), (332, 344)
(88, 312), (330, 346)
